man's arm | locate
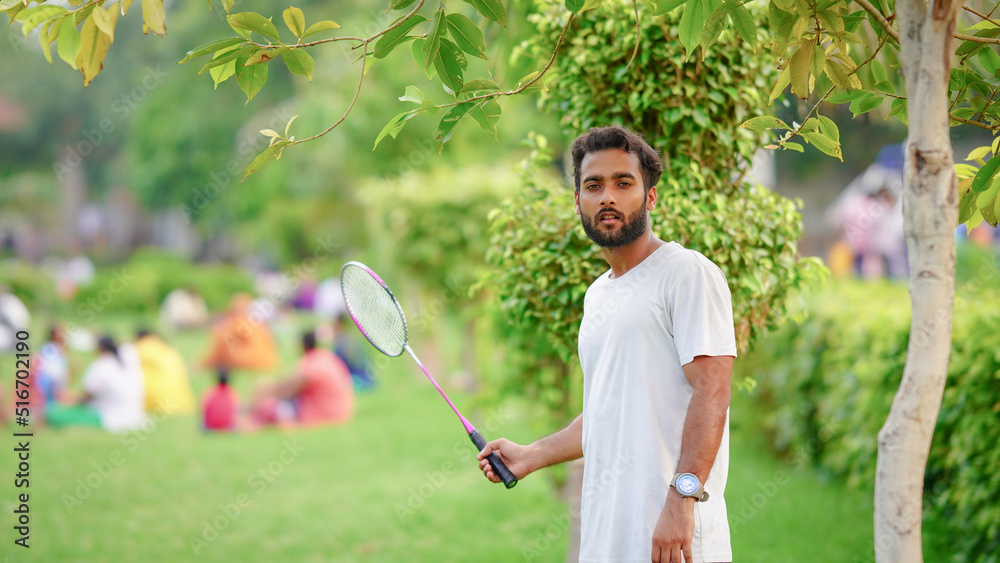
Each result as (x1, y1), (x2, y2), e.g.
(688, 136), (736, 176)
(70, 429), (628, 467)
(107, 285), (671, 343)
(651, 354), (733, 563)
(477, 413), (584, 483)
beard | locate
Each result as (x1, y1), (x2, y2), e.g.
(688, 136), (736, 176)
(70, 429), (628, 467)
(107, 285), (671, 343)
(579, 204), (648, 248)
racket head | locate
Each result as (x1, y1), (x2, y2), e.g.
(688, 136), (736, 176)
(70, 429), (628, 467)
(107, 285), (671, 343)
(339, 261), (409, 357)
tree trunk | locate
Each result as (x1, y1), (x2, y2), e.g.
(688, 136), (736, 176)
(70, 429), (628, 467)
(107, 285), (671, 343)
(875, 0), (962, 561)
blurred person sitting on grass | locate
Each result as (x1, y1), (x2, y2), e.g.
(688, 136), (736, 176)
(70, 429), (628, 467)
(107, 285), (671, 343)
(36, 324), (70, 404)
(202, 367), (240, 432)
(135, 328), (196, 416)
(248, 330), (354, 429)
(332, 314), (375, 391)
(47, 335), (147, 433)
(201, 292), (279, 374)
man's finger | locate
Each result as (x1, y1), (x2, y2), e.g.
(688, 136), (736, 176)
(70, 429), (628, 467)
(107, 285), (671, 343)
(682, 543), (692, 563)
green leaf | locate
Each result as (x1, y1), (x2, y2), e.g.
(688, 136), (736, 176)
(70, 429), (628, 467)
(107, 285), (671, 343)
(789, 40), (813, 98)
(958, 188), (979, 224)
(210, 59), (237, 88)
(470, 98), (501, 139)
(827, 89), (866, 103)
(446, 13), (487, 59)
(245, 47), (287, 65)
(848, 92), (882, 117)
(771, 0), (794, 12)
(228, 12), (279, 42)
(411, 38), (436, 80)
(824, 59), (862, 91)
(57, 16), (82, 68)
(679, 0), (706, 57)
(38, 18), (54, 64)
(730, 5), (756, 50)
(373, 14), (426, 58)
(433, 39), (466, 92)
(77, 13), (111, 86)
(966, 146), (993, 164)
(565, 0), (585, 12)
(423, 9), (445, 70)
(243, 140), (289, 180)
(783, 141), (804, 152)
(179, 37), (245, 64)
(198, 45), (255, 74)
(769, 67), (790, 104)
(817, 115), (839, 141)
(977, 176), (1000, 207)
(141, 0), (166, 37)
(461, 78), (500, 92)
(956, 28), (1000, 57)
(283, 6), (305, 38)
(435, 100), (477, 151)
(871, 59), (888, 83)
(236, 56), (268, 103)
(802, 131), (843, 160)
(302, 20), (340, 37)
(282, 49), (314, 80)
(978, 48), (1000, 78)
(390, 0), (418, 10)
(373, 110), (420, 149)
(463, 0), (507, 28)
(91, 4), (116, 43)
(970, 156), (1000, 193)
(399, 85), (425, 104)
(648, 0), (686, 15)
(18, 5), (67, 37)
(739, 115), (792, 130)
(515, 70), (547, 92)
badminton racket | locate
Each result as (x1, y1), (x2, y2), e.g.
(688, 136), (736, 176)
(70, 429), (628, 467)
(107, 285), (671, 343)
(339, 261), (518, 489)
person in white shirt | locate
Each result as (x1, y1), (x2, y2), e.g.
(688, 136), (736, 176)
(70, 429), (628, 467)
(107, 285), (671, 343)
(478, 126), (736, 563)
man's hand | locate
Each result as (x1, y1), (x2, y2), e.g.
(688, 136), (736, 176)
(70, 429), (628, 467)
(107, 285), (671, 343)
(476, 438), (533, 483)
(651, 490), (696, 563)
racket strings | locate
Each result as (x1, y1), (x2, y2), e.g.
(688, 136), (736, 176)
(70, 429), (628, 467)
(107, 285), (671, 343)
(341, 264), (408, 357)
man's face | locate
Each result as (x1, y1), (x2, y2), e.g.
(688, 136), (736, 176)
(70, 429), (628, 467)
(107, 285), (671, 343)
(575, 148), (656, 248)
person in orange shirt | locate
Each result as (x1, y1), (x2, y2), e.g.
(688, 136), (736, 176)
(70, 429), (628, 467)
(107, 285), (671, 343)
(249, 330), (354, 428)
(201, 293), (278, 373)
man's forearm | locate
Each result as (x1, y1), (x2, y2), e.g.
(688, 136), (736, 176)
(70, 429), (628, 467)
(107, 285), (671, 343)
(675, 356), (734, 484)
(526, 413), (584, 473)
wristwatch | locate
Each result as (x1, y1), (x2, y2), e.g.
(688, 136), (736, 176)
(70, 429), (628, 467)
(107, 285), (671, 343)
(670, 472), (710, 502)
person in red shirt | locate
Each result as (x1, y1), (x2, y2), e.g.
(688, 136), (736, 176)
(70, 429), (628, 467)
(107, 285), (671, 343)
(249, 330), (354, 428)
(202, 367), (240, 432)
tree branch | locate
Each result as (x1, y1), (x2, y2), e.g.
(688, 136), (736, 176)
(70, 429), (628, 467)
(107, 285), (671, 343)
(962, 5), (1000, 27)
(954, 32), (1000, 44)
(949, 113), (1000, 131)
(428, 13), (577, 111)
(290, 41), (370, 145)
(853, 0), (899, 41)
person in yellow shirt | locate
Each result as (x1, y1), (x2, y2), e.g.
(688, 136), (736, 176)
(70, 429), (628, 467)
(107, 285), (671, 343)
(135, 329), (196, 416)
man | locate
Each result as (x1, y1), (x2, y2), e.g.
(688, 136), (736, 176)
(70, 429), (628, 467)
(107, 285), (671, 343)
(477, 126), (736, 563)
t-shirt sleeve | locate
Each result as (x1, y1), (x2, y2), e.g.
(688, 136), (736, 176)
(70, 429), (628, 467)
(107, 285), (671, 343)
(670, 254), (738, 366)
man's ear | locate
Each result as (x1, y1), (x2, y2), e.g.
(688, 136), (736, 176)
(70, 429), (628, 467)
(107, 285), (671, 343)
(574, 190), (581, 215)
(646, 186), (658, 210)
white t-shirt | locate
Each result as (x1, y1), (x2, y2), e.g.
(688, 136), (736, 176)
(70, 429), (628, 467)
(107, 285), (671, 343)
(578, 242), (737, 563)
(83, 351), (146, 433)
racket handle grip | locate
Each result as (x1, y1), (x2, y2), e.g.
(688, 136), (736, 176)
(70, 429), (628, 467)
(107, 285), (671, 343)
(469, 429), (518, 489)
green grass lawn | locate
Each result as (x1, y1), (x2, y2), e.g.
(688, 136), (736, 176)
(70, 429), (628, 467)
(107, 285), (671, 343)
(0, 314), (945, 562)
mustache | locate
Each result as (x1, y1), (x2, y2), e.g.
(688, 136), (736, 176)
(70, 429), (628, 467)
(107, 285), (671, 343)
(594, 207), (623, 221)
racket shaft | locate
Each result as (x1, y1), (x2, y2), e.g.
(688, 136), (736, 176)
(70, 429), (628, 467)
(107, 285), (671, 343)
(469, 429), (518, 489)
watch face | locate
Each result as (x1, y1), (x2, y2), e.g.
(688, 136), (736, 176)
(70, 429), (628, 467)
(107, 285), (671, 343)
(676, 474), (700, 496)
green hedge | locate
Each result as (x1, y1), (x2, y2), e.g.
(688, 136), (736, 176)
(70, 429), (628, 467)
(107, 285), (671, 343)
(741, 272), (1000, 560)
(70, 248), (254, 317)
